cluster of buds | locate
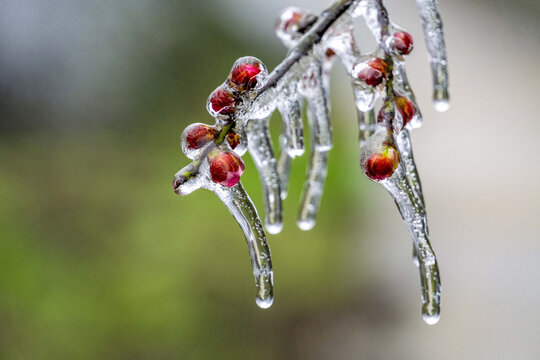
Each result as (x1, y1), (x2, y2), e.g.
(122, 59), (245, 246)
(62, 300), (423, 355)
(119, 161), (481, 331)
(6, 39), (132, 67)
(174, 57), (269, 194)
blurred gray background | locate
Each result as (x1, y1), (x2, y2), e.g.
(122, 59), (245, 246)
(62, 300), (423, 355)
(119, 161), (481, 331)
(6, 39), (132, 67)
(0, 0), (539, 359)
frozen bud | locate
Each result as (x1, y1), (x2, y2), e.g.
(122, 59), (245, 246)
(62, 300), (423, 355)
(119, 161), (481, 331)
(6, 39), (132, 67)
(185, 124), (215, 149)
(275, 7), (317, 47)
(181, 123), (216, 159)
(395, 95), (416, 130)
(226, 132), (241, 150)
(391, 31), (414, 55)
(227, 57), (268, 92)
(209, 150), (245, 187)
(355, 58), (389, 87)
(360, 125), (400, 181)
(207, 88), (236, 117)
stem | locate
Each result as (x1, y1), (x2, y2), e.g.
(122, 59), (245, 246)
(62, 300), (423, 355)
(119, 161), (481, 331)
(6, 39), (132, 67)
(256, 0), (356, 98)
(374, 0), (395, 124)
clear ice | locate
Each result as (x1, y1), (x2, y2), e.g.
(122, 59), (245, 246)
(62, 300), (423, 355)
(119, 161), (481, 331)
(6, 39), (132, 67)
(298, 106), (330, 231)
(277, 135), (292, 200)
(381, 166), (441, 324)
(277, 78), (305, 158)
(415, 0), (450, 111)
(246, 118), (283, 234)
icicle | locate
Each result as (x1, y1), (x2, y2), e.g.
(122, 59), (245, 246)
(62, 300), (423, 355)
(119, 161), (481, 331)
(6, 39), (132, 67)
(381, 165), (441, 324)
(297, 106), (329, 231)
(300, 59), (333, 152)
(355, 0), (383, 41)
(277, 79), (305, 157)
(415, 0), (449, 111)
(246, 118), (283, 234)
(277, 135), (292, 200)
(395, 129), (425, 268)
(212, 182), (274, 309)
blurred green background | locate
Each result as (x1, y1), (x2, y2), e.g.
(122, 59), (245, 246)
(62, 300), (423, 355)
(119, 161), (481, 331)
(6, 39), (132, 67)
(1, 0), (539, 359)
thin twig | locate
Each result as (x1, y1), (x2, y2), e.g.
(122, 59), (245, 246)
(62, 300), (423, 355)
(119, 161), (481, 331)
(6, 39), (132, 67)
(256, 0), (355, 98)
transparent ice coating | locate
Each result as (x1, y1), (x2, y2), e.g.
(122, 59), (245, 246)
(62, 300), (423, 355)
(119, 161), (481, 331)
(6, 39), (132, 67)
(299, 58), (333, 152)
(212, 182), (274, 309)
(171, 0), (449, 321)
(354, 0), (383, 41)
(277, 135), (292, 200)
(276, 77), (305, 157)
(396, 129), (424, 205)
(244, 88), (278, 121)
(297, 107), (329, 231)
(415, 0), (449, 111)
(172, 163), (204, 196)
(351, 77), (377, 112)
(246, 118), (283, 235)
(381, 165), (441, 324)
(275, 7), (318, 49)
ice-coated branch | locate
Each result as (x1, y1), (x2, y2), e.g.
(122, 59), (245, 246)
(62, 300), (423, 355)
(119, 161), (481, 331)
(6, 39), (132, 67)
(356, 0), (441, 324)
(172, 0), (449, 322)
(256, 0), (356, 98)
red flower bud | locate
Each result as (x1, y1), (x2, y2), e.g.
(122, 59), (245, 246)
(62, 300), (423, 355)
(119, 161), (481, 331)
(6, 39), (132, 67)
(226, 132), (241, 149)
(185, 124), (216, 149)
(209, 89), (236, 116)
(228, 63), (261, 92)
(365, 146), (400, 181)
(357, 58), (388, 87)
(392, 31), (414, 55)
(209, 151), (245, 187)
(360, 126), (400, 181)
